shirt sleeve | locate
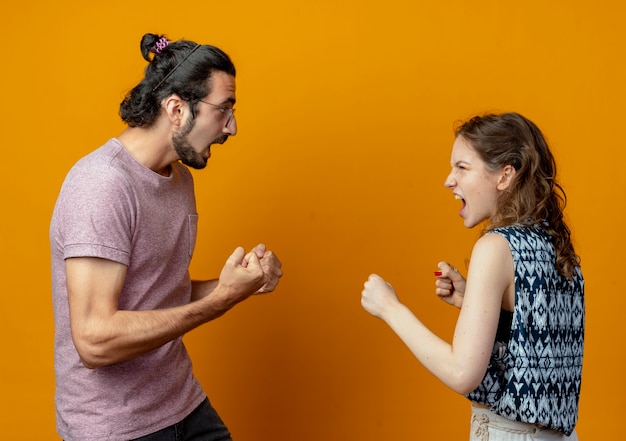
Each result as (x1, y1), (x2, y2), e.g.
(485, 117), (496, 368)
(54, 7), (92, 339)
(57, 162), (134, 266)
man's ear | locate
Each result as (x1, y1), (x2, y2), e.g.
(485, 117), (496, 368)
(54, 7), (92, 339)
(163, 95), (185, 126)
(497, 165), (516, 190)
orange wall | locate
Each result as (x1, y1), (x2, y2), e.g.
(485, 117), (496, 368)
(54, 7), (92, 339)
(1, 1), (623, 439)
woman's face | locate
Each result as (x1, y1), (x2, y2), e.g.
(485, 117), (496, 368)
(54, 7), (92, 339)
(444, 136), (507, 228)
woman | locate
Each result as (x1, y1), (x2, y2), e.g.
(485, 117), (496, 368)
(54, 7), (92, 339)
(361, 112), (584, 440)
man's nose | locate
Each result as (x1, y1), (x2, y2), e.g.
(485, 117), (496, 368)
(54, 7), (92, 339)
(224, 116), (237, 136)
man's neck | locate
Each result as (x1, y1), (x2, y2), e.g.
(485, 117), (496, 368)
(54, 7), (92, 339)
(117, 125), (176, 176)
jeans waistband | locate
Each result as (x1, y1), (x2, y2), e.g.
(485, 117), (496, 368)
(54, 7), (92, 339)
(472, 406), (568, 439)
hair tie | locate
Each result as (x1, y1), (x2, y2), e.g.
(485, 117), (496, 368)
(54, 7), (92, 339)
(153, 37), (169, 54)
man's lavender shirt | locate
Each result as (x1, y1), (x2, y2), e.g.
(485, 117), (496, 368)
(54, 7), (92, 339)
(50, 139), (205, 440)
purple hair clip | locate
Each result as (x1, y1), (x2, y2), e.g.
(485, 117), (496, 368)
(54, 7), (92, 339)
(153, 37), (169, 54)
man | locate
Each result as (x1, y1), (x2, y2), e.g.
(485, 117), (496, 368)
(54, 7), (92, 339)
(50, 33), (282, 440)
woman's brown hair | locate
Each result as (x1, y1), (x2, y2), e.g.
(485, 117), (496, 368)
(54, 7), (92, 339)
(455, 112), (580, 279)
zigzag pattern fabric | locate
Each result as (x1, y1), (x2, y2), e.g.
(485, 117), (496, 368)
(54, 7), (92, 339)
(466, 224), (585, 436)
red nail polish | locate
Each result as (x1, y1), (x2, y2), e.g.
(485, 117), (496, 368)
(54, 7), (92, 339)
(434, 271), (442, 276)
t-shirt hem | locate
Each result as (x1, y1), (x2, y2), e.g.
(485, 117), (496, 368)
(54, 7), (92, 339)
(57, 392), (207, 441)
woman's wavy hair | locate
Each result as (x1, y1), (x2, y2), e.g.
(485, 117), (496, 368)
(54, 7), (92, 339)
(119, 33), (236, 127)
(455, 112), (580, 279)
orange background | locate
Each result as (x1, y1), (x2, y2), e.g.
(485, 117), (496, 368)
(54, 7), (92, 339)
(1, 1), (622, 439)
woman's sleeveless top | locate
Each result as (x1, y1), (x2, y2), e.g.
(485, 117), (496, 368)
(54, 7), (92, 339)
(466, 224), (584, 436)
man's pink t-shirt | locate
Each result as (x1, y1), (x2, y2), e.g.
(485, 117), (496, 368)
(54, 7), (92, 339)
(50, 139), (205, 440)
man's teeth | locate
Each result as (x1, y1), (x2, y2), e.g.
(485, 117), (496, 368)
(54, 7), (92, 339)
(455, 195), (462, 200)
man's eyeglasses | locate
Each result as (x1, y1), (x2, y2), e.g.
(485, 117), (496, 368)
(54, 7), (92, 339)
(198, 100), (236, 128)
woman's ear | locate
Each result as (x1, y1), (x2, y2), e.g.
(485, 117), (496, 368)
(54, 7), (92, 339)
(497, 165), (516, 190)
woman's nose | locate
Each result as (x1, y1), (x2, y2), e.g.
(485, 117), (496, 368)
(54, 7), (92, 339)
(444, 171), (455, 188)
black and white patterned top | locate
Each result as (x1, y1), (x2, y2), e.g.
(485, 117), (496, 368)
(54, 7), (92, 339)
(466, 224), (585, 436)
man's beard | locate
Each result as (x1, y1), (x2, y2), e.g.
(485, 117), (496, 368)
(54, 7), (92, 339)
(173, 117), (208, 169)
(172, 117), (228, 170)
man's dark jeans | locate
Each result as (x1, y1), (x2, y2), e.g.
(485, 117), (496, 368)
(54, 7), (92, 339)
(131, 398), (232, 441)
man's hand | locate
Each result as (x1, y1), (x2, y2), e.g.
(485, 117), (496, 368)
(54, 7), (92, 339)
(245, 243), (283, 294)
(213, 247), (266, 310)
